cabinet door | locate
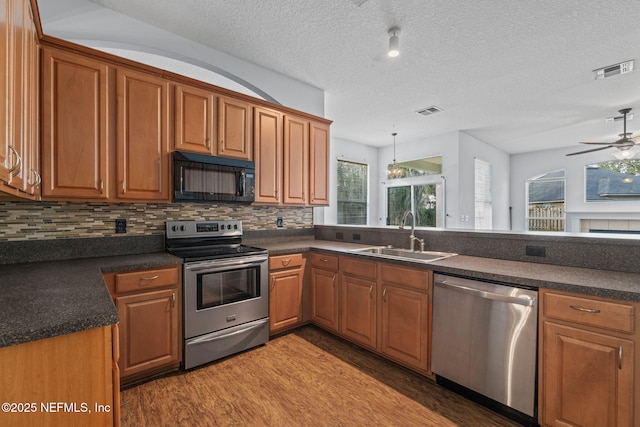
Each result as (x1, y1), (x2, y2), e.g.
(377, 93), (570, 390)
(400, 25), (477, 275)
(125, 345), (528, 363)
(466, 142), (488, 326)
(269, 268), (303, 333)
(174, 83), (215, 154)
(6, 0), (25, 191)
(309, 121), (329, 205)
(311, 268), (338, 332)
(116, 288), (179, 380)
(542, 322), (634, 427)
(283, 115), (309, 205)
(340, 275), (376, 348)
(218, 96), (252, 160)
(254, 106), (282, 204)
(0, 1), (10, 183)
(380, 284), (429, 372)
(117, 67), (170, 201)
(41, 48), (110, 199)
(24, 4), (39, 197)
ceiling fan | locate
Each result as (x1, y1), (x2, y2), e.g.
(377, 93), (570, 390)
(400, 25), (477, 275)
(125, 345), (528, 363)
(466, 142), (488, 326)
(566, 108), (640, 157)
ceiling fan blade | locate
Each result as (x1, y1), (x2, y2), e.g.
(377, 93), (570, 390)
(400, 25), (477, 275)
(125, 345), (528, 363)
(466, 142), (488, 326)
(579, 141), (613, 145)
(566, 145), (614, 156)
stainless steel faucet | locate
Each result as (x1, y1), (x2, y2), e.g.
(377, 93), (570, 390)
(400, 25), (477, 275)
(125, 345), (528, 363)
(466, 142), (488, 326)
(399, 210), (424, 252)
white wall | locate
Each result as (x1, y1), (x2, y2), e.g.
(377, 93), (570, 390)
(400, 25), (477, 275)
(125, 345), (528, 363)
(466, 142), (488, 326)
(511, 146), (640, 232)
(37, 0), (325, 117)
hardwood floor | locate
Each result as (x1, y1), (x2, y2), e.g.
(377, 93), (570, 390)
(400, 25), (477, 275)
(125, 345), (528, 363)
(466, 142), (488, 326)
(121, 325), (520, 426)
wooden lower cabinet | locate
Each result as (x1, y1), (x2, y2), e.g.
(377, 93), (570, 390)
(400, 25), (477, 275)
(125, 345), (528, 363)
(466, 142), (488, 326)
(269, 254), (304, 334)
(380, 284), (429, 372)
(308, 252), (432, 375)
(340, 257), (377, 349)
(104, 265), (181, 385)
(0, 326), (118, 427)
(310, 253), (339, 332)
(539, 289), (638, 427)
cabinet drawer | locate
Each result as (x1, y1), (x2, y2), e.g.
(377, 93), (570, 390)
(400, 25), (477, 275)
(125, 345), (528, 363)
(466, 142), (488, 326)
(269, 253), (303, 271)
(380, 263), (430, 291)
(341, 256), (377, 280)
(310, 252), (339, 271)
(115, 266), (180, 294)
(543, 291), (634, 334)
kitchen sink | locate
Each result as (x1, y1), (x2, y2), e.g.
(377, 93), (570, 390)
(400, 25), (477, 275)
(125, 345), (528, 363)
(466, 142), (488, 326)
(352, 246), (457, 263)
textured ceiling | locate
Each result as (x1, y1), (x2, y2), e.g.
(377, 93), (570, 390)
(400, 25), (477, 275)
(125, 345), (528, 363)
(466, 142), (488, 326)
(77, 0), (640, 153)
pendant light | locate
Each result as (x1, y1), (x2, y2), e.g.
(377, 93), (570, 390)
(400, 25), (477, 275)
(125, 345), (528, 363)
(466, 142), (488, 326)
(387, 132), (402, 178)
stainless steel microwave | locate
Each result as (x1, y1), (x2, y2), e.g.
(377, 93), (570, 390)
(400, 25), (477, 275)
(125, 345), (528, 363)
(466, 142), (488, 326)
(173, 151), (255, 203)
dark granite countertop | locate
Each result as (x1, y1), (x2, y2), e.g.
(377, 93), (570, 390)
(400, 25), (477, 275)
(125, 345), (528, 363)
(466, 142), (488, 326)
(0, 252), (182, 349)
(256, 239), (640, 302)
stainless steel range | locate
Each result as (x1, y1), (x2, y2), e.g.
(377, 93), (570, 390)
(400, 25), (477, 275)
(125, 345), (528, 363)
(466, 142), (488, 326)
(166, 220), (269, 369)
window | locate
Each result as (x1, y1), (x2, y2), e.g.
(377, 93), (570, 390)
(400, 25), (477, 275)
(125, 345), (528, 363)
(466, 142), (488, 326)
(586, 160), (640, 201)
(387, 184), (439, 227)
(526, 170), (565, 232)
(474, 159), (492, 229)
(337, 160), (368, 225)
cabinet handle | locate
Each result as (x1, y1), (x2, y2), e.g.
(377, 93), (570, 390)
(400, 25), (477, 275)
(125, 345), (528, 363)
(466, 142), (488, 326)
(281, 258), (291, 267)
(275, 189), (279, 199)
(302, 191), (305, 201)
(99, 179), (104, 194)
(122, 179), (126, 194)
(383, 288), (387, 303)
(332, 275), (336, 286)
(569, 305), (601, 314)
(206, 138), (210, 149)
(142, 275), (159, 281)
(220, 140), (224, 151)
(619, 345), (623, 370)
(321, 258), (328, 262)
(270, 276), (275, 291)
(172, 291), (176, 307)
(7, 145), (22, 175)
(369, 285), (373, 298)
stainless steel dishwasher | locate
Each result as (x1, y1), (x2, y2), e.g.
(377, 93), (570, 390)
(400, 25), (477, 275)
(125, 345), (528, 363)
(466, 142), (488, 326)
(432, 273), (538, 427)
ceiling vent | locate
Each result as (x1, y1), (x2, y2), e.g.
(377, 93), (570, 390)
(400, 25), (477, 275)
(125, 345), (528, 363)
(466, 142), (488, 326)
(593, 60), (634, 80)
(416, 105), (443, 116)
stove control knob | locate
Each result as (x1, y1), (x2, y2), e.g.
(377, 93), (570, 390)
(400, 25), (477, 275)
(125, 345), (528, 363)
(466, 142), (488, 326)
(220, 225), (225, 230)
(172, 225), (177, 232)
(180, 226), (186, 231)
(234, 224), (238, 229)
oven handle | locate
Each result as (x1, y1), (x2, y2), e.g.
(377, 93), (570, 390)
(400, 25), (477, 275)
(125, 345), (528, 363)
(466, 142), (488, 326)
(185, 255), (268, 272)
(186, 319), (269, 346)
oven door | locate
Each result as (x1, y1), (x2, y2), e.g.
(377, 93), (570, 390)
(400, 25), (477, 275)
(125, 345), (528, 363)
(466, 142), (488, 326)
(183, 254), (268, 339)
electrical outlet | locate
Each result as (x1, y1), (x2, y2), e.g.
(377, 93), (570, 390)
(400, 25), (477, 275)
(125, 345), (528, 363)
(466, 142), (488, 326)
(276, 217), (283, 228)
(526, 245), (546, 257)
(115, 218), (127, 234)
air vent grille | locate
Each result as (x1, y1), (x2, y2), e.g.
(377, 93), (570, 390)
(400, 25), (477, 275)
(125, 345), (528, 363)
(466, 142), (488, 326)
(416, 105), (443, 116)
(593, 60), (634, 80)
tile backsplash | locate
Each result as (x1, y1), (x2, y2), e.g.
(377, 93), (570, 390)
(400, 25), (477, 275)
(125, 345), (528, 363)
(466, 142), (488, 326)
(0, 201), (313, 241)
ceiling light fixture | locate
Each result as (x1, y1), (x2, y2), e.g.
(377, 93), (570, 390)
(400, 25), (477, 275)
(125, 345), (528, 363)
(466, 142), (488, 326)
(613, 148), (638, 160)
(388, 27), (400, 58)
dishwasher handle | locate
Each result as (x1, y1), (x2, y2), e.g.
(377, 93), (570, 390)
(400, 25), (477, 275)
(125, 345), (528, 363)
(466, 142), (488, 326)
(435, 279), (535, 307)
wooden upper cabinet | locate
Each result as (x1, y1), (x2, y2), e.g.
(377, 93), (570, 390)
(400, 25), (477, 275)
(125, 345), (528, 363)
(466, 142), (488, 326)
(116, 67), (170, 201)
(1, 0), (38, 196)
(254, 106), (282, 204)
(283, 115), (309, 205)
(218, 95), (252, 160)
(0, 1), (10, 184)
(41, 47), (110, 199)
(174, 83), (215, 155)
(309, 120), (330, 205)
(24, 3), (39, 196)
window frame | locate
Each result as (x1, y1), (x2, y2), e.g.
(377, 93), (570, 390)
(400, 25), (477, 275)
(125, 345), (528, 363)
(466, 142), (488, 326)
(336, 159), (370, 225)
